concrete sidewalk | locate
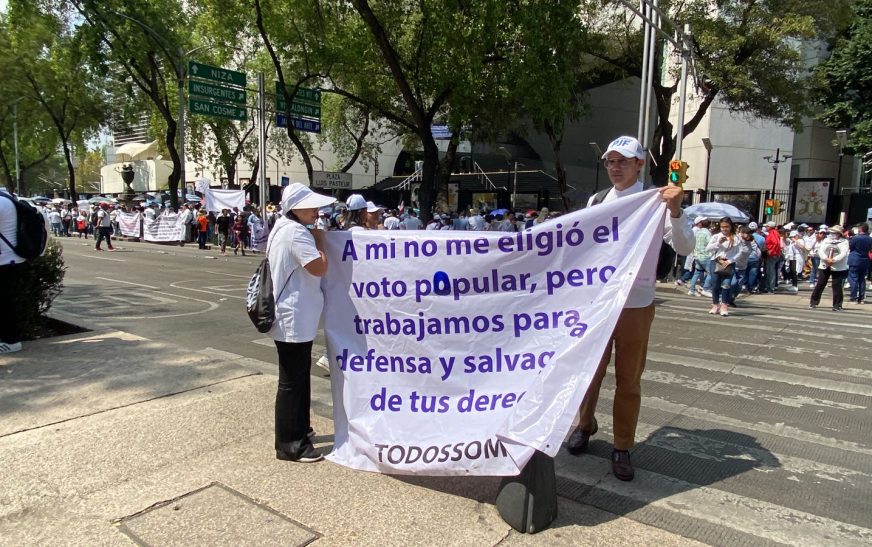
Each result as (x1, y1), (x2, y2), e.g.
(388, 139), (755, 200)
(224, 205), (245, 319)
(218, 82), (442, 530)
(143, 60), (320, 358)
(0, 328), (702, 546)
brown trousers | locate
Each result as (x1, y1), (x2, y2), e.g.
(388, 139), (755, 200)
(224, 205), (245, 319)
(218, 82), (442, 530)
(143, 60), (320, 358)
(579, 304), (655, 450)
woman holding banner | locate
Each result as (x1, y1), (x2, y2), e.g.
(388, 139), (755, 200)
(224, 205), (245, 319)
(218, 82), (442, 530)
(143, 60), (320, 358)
(269, 183), (335, 463)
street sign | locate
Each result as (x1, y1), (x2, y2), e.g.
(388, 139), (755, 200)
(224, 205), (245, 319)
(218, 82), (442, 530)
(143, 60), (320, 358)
(276, 114), (321, 133)
(188, 80), (246, 105)
(312, 170), (352, 190)
(275, 82), (321, 109)
(284, 101), (321, 118)
(189, 98), (247, 122)
(188, 61), (246, 88)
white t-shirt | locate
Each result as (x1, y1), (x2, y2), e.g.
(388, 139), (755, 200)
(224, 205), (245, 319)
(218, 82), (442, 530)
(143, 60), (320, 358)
(383, 216), (401, 230)
(0, 192), (25, 265)
(48, 210), (61, 223)
(97, 209), (111, 227)
(401, 217), (423, 230)
(267, 217), (324, 343)
(586, 182), (695, 308)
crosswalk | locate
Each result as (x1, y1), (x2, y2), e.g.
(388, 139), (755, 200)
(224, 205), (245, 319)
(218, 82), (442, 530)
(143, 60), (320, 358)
(553, 292), (872, 545)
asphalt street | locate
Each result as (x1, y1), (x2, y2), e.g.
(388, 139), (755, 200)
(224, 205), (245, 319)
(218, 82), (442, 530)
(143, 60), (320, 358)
(51, 237), (872, 546)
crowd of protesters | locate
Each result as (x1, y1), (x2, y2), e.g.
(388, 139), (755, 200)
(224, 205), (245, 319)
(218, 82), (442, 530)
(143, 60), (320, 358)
(674, 218), (872, 313)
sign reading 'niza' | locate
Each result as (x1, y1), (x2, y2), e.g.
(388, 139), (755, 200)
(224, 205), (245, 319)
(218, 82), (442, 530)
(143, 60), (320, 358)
(188, 61), (246, 88)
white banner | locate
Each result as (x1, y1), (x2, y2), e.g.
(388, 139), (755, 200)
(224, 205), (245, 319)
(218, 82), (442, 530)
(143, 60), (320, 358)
(322, 190), (665, 475)
(250, 217), (269, 251)
(118, 212), (141, 237)
(143, 212), (184, 242)
(204, 188), (244, 213)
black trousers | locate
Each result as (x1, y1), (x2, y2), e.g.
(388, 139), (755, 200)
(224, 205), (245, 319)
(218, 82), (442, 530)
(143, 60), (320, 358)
(810, 268), (847, 309)
(274, 340), (314, 457)
(95, 226), (114, 249)
(0, 262), (23, 343)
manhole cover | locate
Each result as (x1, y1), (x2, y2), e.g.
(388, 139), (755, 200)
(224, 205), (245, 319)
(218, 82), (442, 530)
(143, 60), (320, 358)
(118, 483), (318, 546)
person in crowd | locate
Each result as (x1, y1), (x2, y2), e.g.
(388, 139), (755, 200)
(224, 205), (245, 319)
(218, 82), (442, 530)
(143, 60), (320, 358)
(60, 204), (72, 237)
(534, 207), (549, 226)
(0, 187), (26, 353)
(728, 226), (760, 305)
(425, 215), (441, 230)
(94, 203), (115, 251)
(743, 222), (764, 293)
(565, 135), (694, 481)
(848, 223), (871, 304)
(803, 225), (820, 287)
(269, 183), (334, 463)
(705, 217), (745, 316)
(763, 221), (782, 293)
(196, 210), (209, 249)
(232, 212), (249, 256)
(467, 208), (487, 231)
(343, 194), (369, 231)
(179, 204), (193, 244)
(314, 211), (330, 231)
(215, 208), (231, 256)
(401, 209), (423, 230)
(383, 209), (401, 230)
(48, 206), (62, 236)
(439, 213), (454, 230)
(809, 225), (850, 311)
(365, 202), (384, 229)
(687, 217), (710, 296)
(784, 230), (807, 293)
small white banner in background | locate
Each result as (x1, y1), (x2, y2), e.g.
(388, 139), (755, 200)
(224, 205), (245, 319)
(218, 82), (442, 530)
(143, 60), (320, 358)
(322, 190), (666, 476)
(118, 212), (141, 237)
(204, 188), (245, 213)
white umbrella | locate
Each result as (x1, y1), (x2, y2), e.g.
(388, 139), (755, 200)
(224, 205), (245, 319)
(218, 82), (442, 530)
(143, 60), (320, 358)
(683, 202), (751, 223)
(51, 198), (71, 205)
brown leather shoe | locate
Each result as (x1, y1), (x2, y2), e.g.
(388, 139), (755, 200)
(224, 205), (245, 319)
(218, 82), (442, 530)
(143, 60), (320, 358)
(612, 449), (634, 481)
(566, 418), (598, 455)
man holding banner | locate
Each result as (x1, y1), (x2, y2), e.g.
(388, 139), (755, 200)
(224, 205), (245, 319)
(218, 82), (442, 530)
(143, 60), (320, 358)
(565, 136), (694, 481)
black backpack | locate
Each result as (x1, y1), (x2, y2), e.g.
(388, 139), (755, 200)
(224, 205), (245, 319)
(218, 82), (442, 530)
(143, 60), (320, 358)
(0, 192), (48, 260)
(245, 222), (293, 333)
(588, 187), (675, 281)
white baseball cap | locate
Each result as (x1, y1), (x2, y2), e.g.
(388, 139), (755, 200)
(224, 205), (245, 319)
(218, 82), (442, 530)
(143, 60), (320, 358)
(693, 216), (706, 225)
(748, 222), (758, 230)
(602, 136), (645, 160)
(366, 201), (384, 213)
(345, 194), (367, 211)
(280, 183), (335, 211)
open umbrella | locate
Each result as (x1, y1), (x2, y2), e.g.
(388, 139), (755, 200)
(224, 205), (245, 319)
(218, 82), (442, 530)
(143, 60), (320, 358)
(683, 202), (751, 224)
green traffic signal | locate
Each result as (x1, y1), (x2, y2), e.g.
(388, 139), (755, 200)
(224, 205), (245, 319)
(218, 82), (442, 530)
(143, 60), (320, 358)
(669, 171), (679, 183)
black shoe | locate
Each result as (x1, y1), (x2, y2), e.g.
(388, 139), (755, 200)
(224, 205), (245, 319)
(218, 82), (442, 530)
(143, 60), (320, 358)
(809, 304), (817, 309)
(612, 449), (634, 481)
(832, 307), (843, 312)
(566, 418), (597, 455)
(276, 444), (323, 463)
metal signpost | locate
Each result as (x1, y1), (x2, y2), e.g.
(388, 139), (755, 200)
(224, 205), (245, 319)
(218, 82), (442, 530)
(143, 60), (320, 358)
(275, 82), (322, 134)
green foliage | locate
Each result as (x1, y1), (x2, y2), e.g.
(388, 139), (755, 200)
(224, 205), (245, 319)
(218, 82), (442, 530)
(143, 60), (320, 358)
(816, 0), (872, 153)
(16, 238), (66, 339)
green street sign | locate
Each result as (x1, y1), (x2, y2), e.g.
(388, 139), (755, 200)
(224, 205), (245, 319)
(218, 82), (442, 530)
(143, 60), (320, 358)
(283, 101), (321, 118)
(275, 81), (321, 111)
(189, 98), (247, 121)
(188, 61), (246, 88)
(188, 80), (246, 105)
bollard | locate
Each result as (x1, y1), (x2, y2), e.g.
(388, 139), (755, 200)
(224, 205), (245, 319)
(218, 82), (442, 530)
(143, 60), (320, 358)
(495, 450), (558, 533)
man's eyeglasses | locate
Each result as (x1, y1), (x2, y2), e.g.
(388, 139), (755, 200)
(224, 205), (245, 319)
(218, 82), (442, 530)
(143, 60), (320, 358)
(602, 158), (636, 169)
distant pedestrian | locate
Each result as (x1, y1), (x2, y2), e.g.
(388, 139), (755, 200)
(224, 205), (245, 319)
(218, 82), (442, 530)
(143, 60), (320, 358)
(196, 211), (209, 249)
(848, 224), (871, 304)
(705, 217), (744, 316)
(810, 225), (850, 311)
(94, 203), (115, 251)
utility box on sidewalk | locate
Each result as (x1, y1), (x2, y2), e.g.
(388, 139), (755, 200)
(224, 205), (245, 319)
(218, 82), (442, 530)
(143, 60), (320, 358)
(495, 450), (558, 533)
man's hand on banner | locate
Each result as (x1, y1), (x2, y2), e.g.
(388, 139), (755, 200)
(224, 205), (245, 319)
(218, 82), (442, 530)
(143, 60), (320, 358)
(658, 184), (684, 218)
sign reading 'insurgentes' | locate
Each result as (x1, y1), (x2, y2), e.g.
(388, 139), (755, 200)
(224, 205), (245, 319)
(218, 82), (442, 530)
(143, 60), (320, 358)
(322, 190), (667, 476)
(187, 60), (248, 122)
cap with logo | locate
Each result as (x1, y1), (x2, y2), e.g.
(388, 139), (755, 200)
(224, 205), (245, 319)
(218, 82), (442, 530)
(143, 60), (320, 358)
(602, 136), (645, 160)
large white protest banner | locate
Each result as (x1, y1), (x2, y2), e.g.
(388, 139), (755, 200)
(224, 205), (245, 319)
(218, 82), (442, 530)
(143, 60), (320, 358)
(322, 190), (666, 476)
(143, 212), (184, 242)
(204, 188), (245, 213)
(118, 212), (141, 237)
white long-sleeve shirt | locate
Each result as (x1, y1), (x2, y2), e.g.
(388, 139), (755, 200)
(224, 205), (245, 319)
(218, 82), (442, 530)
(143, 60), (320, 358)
(706, 233), (747, 264)
(587, 182), (695, 308)
(817, 237), (850, 271)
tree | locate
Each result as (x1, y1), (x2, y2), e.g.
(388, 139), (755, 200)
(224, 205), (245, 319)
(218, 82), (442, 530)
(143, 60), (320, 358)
(6, 2), (106, 201)
(816, 0), (872, 153)
(72, 0), (190, 210)
(584, 0), (851, 185)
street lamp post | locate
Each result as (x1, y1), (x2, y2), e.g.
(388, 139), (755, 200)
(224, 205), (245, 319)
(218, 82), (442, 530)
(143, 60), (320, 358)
(763, 147), (792, 221)
(702, 137), (713, 201)
(835, 130), (848, 195)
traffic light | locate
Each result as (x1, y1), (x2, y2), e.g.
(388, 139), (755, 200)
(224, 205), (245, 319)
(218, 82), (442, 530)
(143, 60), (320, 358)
(668, 161), (681, 184)
(772, 199), (782, 215)
(764, 199), (775, 215)
(678, 161), (689, 185)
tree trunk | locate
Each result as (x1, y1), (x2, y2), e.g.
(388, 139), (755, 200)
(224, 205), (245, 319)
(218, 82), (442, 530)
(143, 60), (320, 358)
(60, 137), (77, 202)
(544, 122), (569, 211)
(418, 136), (440, 223)
(164, 118), (180, 210)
